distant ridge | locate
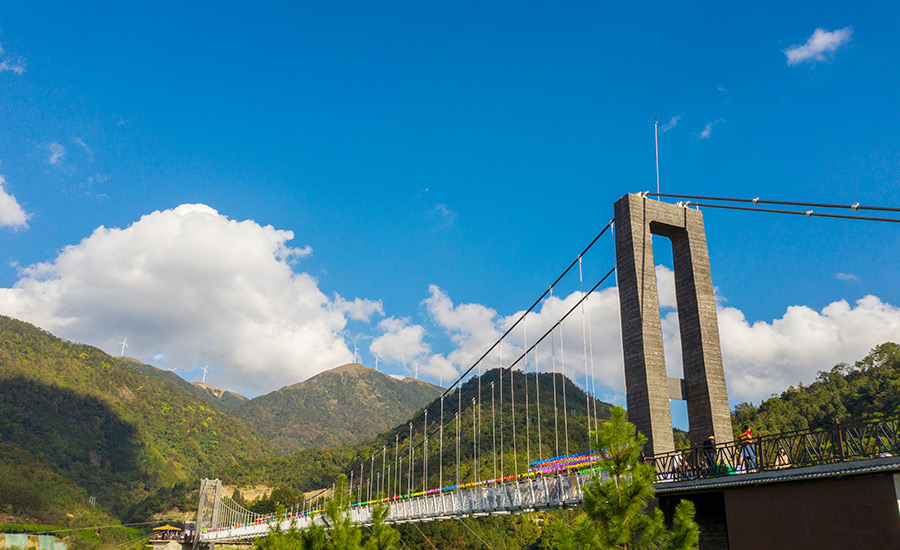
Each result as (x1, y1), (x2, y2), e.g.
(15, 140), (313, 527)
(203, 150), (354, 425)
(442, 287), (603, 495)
(120, 358), (248, 413)
(235, 363), (443, 454)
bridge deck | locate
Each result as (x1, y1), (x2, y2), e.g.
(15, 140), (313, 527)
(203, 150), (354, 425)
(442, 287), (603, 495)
(200, 456), (900, 543)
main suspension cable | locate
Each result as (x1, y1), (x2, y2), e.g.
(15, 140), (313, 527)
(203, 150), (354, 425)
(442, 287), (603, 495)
(683, 201), (900, 223)
(647, 192), (900, 213)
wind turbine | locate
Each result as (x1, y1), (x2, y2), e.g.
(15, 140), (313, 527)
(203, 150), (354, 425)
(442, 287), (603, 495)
(413, 361), (420, 380)
(354, 344), (359, 364)
(374, 355), (379, 372)
(118, 337), (128, 356)
(201, 365), (209, 384)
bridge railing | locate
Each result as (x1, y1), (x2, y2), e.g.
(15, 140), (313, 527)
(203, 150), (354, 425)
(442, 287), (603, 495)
(648, 414), (900, 482)
(199, 469), (606, 542)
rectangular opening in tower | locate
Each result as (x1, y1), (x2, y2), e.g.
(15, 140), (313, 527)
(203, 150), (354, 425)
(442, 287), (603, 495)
(651, 234), (690, 436)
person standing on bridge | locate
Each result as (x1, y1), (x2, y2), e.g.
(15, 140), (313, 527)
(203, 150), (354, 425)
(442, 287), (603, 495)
(740, 425), (756, 472)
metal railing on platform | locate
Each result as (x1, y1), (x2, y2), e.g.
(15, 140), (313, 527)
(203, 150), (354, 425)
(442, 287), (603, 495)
(647, 415), (900, 483)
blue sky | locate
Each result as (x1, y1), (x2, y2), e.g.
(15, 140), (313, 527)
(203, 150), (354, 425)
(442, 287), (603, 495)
(0, 2), (898, 414)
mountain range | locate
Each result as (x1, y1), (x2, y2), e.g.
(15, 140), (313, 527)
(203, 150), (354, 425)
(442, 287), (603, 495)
(0, 316), (444, 526)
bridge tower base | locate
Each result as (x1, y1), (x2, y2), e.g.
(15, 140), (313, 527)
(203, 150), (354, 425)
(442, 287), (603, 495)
(658, 471), (900, 549)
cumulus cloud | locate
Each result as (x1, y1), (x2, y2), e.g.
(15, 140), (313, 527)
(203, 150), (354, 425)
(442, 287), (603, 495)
(370, 317), (430, 366)
(835, 272), (859, 282)
(0, 176), (30, 229)
(699, 123), (714, 139)
(661, 115), (682, 132)
(717, 296), (900, 402)
(416, 265), (900, 410)
(412, 283), (625, 400)
(333, 296), (384, 322)
(47, 142), (66, 165)
(0, 204), (378, 393)
(785, 27), (852, 65)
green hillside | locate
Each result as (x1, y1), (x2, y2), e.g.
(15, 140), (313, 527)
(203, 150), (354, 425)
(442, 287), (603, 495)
(235, 364), (444, 454)
(121, 358), (249, 413)
(733, 342), (900, 436)
(0, 315), (271, 522)
(222, 368), (614, 494)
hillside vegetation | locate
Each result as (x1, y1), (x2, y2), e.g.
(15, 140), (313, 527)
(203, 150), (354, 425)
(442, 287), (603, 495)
(235, 364), (443, 454)
(732, 342), (900, 436)
(222, 368), (614, 495)
(122, 358), (248, 413)
(0, 316), (271, 522)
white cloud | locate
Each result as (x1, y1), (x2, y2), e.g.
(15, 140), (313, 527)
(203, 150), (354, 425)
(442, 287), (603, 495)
(661, 115), (682, 132)
(699, 123), (714, 139)
(424, 285), (502, 372)
(0, 204), (378, 394)
(370, 317), (430, 366)
(0, 176), (30, 229)
(718, 296), (900, 403)
(74, 137), (94, 162)
(785, 27), (852, 66)
(0, 44), (25, 75)
(47, 142), (66, 165)
(835, 272), (859, 282)
(415, 265), (900, 411)
(333, 296), (384, 322)
(434, 204), (457, 224)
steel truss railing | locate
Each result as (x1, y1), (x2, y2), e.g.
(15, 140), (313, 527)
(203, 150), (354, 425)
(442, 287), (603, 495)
(648, 415), (900, 483)
(199, 469), (603, 542)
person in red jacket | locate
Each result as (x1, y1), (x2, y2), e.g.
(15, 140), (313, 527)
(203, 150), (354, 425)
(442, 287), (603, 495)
(739, 425), (756, 471)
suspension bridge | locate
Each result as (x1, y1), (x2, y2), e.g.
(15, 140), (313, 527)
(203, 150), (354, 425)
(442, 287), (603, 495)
(194, 193), (900, 550)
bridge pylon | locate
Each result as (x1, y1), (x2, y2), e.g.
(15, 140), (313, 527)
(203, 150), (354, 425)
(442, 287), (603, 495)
(614, 193), (732, 454)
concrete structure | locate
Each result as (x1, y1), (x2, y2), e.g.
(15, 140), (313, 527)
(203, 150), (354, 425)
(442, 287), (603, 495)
(614, 193), (731, 453)
(656, 458), (900, 549)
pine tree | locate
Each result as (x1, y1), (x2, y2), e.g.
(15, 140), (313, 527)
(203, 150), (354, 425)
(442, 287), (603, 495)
(254, 474), (399, 550)
(544, 406), (699, 550)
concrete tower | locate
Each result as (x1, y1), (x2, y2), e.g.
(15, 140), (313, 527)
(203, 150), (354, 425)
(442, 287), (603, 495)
(614, 193), (732, 455)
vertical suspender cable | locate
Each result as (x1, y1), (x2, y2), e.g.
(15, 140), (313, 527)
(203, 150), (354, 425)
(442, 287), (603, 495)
(439, 394), (444, 490)
(477, 362), (482, 481)
(524, 320), (531, 466)
(395, 434), (400, 498)
(491, 381), (497, 480)
(456, 410), (461, 489)
(536, 338), (543, 461)
(458, 381), (462, 487)
(560, 316), (570, 456)
(408, 423), (413, 496)
(510, 337), (518, 477)
(422, 409), (428, 494)
(499, 340), (504, 481)
(579, 256), (593, 439)
(472, 398), (478, 482)
(550, 288), (560, 458)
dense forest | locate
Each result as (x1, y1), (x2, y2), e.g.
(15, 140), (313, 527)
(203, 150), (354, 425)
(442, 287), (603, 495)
(0, 316), (271, 525)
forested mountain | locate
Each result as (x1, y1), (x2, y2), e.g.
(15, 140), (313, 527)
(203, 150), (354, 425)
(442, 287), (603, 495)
(121, 358), (249, 413)
(733, 342), (900, 436)
(234, 364), (443, 454)
(0, 316), (271, 524)
(221, 368), (614, 493)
